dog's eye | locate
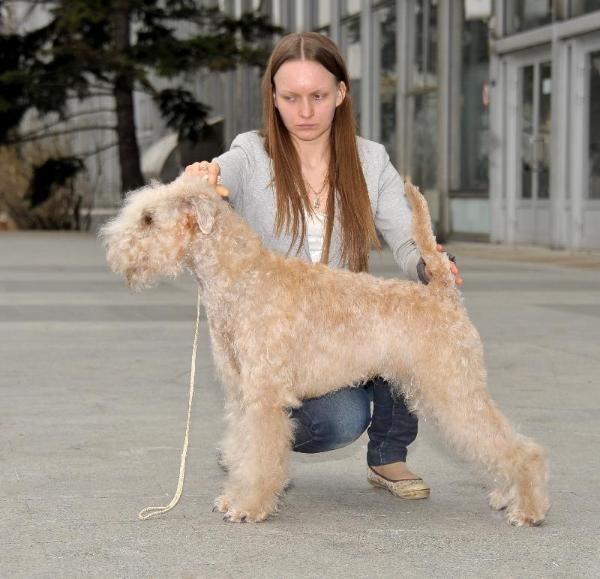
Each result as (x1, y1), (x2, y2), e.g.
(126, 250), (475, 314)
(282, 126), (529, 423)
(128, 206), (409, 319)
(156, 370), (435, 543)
(142, 213), (153, 226)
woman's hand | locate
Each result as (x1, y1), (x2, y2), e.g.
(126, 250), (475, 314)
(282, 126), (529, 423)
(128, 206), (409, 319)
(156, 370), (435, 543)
(425, 244), (464, 286)
(184, 161), (221, 186)
(184, 161), (230, 197)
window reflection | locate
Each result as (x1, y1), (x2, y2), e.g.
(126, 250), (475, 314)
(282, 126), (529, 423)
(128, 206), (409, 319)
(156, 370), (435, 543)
(316, 1), (330, 27)
(342, 0), (361, 17)
(408, 0), (438, 189)
(412, 0), (437, 87)
(570, 0), (600, 17)
(412, 93), (438, 189)
(460, 15), (489, 191)
(538, 62), (552, 199)
(521, 65), (534, 199)
(508, 0), (554, 34)
(341, 15), (361, 130)
(376, 4), (397, 164)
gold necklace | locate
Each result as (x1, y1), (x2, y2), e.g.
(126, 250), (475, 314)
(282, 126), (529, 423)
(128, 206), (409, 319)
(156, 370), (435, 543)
(304, 176), (328, 210)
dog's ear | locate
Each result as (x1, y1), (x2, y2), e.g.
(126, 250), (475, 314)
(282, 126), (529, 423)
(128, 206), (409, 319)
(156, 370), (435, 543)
(185, 196), (216, 234)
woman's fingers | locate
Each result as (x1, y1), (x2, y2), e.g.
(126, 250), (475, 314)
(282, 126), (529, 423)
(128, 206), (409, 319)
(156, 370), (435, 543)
(436, 244), (455, 261)
(184, 161), (221, 186)
(184, 161), (206, 176)
(207, 163), (220, 186)
(431, 244), (464, 285)
(449, 259), (463, 285)
(429, 266), (463, 286)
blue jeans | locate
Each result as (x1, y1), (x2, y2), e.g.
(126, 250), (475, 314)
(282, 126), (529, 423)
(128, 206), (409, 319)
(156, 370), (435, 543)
(290, 377), (418, 466)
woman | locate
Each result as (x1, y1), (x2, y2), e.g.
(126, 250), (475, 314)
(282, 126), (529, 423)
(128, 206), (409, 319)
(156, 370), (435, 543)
(185, 32), (462, 498)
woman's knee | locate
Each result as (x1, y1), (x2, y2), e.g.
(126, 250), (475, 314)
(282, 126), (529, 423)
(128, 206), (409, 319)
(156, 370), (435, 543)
(291, 387), (371, 453)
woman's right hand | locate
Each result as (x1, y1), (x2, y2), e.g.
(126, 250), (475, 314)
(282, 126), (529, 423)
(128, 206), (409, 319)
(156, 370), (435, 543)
(184, 160), (221, 186)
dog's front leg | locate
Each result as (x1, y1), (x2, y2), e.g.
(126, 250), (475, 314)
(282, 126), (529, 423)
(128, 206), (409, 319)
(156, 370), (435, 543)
(215, 398), (294, 523)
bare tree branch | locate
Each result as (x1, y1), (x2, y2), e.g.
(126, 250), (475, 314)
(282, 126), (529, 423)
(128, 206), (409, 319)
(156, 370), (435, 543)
(66, 92), (114, 100)
(9, 125), (117, 144)
(80, 141), (119, 158)
(19, 109), (117, 140)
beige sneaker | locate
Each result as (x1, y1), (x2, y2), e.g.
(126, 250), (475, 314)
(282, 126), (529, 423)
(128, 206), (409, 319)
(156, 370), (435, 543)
(367, 467), (430, 500)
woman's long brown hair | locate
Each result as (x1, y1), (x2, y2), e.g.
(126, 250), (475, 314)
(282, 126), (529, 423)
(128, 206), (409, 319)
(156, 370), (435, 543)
(260, 32), (381, 272)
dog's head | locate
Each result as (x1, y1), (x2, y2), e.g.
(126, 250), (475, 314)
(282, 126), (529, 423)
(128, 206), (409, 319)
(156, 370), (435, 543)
(100, 174), (222, 290)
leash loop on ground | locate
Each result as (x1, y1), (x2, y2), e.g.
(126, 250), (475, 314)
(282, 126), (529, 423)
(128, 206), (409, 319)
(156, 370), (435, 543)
(138, 288), (201, 520)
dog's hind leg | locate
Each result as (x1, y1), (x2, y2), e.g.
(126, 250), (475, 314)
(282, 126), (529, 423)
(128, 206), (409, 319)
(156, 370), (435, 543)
(398, 344), (549, 526)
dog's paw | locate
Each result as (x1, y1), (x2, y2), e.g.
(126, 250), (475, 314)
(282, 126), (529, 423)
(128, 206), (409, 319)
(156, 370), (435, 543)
(506, 507), (545, 527)
(213, 494), (231, 514)
(222, 506), (270, 523)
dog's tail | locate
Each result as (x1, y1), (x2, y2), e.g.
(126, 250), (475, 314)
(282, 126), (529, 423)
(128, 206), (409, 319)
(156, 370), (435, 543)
(404, 179), (455, 292)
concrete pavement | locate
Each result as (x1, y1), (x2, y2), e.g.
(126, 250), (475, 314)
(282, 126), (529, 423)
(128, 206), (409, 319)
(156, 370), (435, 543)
(1, 232), (599, 578)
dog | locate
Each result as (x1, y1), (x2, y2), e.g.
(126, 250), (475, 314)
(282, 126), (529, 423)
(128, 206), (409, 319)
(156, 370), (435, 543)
(100, 174), (549, 526)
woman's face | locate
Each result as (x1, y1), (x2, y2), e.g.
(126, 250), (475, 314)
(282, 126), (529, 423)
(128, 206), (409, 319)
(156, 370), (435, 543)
(273, 59), (346, 144)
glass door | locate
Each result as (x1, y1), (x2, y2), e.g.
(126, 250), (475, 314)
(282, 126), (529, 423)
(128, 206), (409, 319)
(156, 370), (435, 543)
(508, 53), (553, 244)
(520, 61), (552, 203)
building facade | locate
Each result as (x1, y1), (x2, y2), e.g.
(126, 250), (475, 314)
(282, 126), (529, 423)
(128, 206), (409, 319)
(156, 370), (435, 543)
(217, 0), (600, 250)
(489, 1), (600, 250)
(5, 1), (600, 248)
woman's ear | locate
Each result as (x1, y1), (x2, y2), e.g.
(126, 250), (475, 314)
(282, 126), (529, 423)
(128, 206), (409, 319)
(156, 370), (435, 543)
(273, 92), (278, 109)
(336, 82), (347, 107)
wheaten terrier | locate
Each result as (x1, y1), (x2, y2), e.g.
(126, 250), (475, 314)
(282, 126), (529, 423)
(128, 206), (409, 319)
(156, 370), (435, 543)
(101, 174), (549, 526)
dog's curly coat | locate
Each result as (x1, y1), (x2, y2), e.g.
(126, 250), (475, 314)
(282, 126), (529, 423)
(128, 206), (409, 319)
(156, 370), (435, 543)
(101, 174), (549, 526)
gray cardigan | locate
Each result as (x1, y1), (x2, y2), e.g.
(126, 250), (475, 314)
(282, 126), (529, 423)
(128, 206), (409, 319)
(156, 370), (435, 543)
(213, 130), (421, 281)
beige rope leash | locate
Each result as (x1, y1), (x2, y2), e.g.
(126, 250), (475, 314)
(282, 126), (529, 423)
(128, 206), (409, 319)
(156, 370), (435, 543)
(138, 288), (202, 520)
